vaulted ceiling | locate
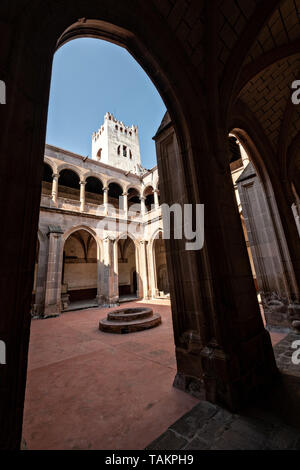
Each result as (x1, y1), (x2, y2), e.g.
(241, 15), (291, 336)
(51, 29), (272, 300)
(151, 0), (300, 187)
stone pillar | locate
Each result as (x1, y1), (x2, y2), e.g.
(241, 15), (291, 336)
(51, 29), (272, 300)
(44, 225), (64, 317)
(147, 240), (158, 298)
(140, 196), (146, 216)
(134, 242), (142, 298)
(122, 192), (128, 218)
(98, 236), (118, 306)
(292, 203), (300, 237)
(103, 186), (108, 215)
(154, 113), (277, 410)
(80, 180), (86, 212)
(52, 173), (59, 204)
(154, 189), (159, 209)
(139, 240), (149, 299)
(237, 162), (299, 329)
(32, 234), (48, 317)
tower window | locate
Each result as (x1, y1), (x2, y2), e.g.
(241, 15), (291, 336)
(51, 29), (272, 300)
(115, 125), (118, 130)
(97, 148), (102, 160)
(129, 150), (132, 159)
(123, 146), (127, 157)
(117, 145), (120, 156)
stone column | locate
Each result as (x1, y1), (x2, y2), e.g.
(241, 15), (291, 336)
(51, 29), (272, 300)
(134, 243), (142, 298)
(147, 241), (157, 299)
(32, 234), (48, 317)
(122, 192), (128, 218)
(154, 113), (277, 410)
(103, 186), (108, 215)
(140, 196), (146, 216)
(237, 161), (299, 329)
(139, 240), (149, 299)
(80, 180), (86, 212)
(154, 189), (159, 209)
(44, 225), (64, 317)
(99, 236), (118, 306)
(52, 173), (59, 204)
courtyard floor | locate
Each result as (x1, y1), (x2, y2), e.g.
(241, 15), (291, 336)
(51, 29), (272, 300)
(23, 301), (286, 450)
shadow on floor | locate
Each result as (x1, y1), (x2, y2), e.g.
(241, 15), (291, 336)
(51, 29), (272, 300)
(147, 332), (300, 450)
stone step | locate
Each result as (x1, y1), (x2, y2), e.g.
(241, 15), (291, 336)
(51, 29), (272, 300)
(107, 307), (153, 322)
(99, 313), (161, 334)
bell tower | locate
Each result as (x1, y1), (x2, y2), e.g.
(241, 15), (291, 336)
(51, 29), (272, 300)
(92, 112), (145, 175)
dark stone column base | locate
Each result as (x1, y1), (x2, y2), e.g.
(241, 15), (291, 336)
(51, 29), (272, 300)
(200, 330), (279, 411)
(43, 304), (61, 317)
(97, 295), (119, 308)
(173, 372), (205, 400)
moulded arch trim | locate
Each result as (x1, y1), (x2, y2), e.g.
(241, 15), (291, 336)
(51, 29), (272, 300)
(43, 157), (56, 175)
(114, 231), (139, 248)
(57, 164), (83, 182)
(83, 172), (105, 188)
(126, 185), (142, 197)
(62, 225), (102, 259)
(142, 184), (155, 197)
(230, 127), (274, 193)
(149, 227), (164, 251)
(106, 179), (126, 193)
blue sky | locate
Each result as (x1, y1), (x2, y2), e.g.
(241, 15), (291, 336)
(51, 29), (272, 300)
(46, 38), (166, 169)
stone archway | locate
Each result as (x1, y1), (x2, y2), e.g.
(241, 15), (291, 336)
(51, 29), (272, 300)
(117, 236), (138, 301)
(0, 3), (284, 449)
(150, 230), (169, 298)
(62, 228), (98, 309)
(230, 127), (300, 329)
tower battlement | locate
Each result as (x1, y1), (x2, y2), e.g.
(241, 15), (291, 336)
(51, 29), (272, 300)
(93, 112), (138, 142)
(92, 113), (144, 175)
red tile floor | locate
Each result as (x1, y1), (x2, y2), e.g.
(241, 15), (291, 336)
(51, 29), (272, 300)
(23, 301), (286, 450)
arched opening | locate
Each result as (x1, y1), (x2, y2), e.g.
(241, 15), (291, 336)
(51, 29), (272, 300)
(229, 129), (298, 331)
(127, 187), (141, 213)
(41, 163), (53, 196)
(108, 182), (123, 210)
(153, 232), (169, 298)
(228, 134), (258, 290)
(58, 169), (80, 201)
(62, 229), (98, 309)
(85, 176), (103, 205)
(144, 185), (155, 212)
(3, 1), (300, 452)
(117, 237), (138, 301)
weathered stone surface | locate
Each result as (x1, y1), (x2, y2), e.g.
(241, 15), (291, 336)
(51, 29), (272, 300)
(146, 399), (300, 450)
(99, 307), (161, 333)
(145, 430), (188, 451)
(169, 401), (218, 440)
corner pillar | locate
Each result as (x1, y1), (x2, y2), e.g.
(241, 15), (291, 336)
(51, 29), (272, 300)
(80, 180), (86, 212)
(154, 113), (277, 410)
(44, 225), (64, 317)
(51, 173), (59, 204)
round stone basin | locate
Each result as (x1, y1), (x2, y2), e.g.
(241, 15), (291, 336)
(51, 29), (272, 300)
(107, 307), (153, 322)
(99, 307), (161, 334)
